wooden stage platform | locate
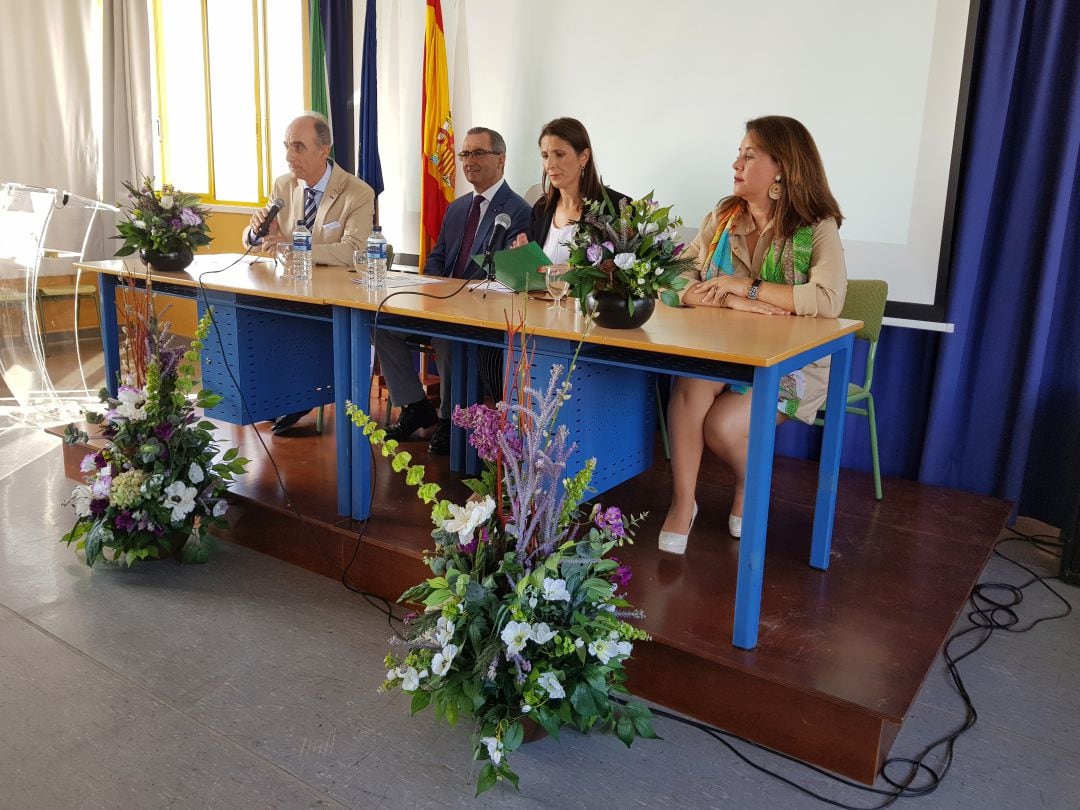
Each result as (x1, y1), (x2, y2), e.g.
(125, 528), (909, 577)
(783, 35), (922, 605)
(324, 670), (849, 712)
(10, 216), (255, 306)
(56, 405), (1010, 783)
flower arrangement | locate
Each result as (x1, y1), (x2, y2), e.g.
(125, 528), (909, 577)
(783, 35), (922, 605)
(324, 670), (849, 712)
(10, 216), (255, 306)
(62, 288), (248, 566)
(564, 192), (692, 311)
(114, 177), (211, 257)
(346, 343), (657, 796)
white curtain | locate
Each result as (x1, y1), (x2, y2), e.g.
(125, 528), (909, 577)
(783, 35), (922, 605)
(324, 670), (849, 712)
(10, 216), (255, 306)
(101, 0), (155, 221)
(0, 0), (153, 422)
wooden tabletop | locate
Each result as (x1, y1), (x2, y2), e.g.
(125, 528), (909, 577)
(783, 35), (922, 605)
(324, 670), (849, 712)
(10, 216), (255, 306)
(79, 254), (862, 368)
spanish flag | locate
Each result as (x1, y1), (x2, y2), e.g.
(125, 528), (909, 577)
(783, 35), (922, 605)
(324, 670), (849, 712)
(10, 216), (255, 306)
(420, 0), (455, 269)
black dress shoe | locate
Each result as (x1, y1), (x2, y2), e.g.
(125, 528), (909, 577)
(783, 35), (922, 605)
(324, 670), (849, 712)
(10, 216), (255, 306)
(428, 418), (451, 455)
(384, 398), (439, 441)
(271, 409), (309, 434)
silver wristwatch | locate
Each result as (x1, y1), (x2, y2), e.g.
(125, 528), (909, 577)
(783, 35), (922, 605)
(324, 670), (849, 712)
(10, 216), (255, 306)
(747, 279), (763, 300)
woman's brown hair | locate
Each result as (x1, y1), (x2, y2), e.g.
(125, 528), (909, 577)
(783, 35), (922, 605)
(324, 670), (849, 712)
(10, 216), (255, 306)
(538, 117), (604, 207)
(719, 115), (843, 240)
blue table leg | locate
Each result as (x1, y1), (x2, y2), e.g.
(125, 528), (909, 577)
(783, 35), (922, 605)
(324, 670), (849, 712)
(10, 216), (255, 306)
(350, 309), (373, 520)
(449, 340), (467, 473)
(97, 273), (120, 395)
(809, 334), (855, 570)
(464, 343), (481, 475)
(333, 306), (351, 517)
(733, 364), (781, 650)
(447, 341), (485, 476)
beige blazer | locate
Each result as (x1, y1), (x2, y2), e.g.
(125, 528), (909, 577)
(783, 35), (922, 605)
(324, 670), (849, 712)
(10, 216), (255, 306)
(265, 163), (375, 266)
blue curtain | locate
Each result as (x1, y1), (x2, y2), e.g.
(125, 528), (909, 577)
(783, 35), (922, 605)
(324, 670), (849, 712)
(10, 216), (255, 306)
(778, 0), (1080, 527)
(318, 0), (354, 174)
(357, 0), (384, 197)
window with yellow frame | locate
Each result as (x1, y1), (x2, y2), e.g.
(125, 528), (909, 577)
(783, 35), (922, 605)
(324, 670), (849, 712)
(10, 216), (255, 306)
(148, 0), (305, 208)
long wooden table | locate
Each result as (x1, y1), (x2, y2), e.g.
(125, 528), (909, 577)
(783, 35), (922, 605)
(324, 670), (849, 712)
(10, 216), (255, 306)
(80, 254), (861, 649)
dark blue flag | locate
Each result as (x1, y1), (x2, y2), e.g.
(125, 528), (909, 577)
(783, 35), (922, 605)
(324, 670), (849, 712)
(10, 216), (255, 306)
(357, 0), (384, 197)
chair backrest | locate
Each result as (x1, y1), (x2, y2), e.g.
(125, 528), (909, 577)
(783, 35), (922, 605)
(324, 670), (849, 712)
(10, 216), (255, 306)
(523, 183), (544, 205)
(840, 280), (888, 343)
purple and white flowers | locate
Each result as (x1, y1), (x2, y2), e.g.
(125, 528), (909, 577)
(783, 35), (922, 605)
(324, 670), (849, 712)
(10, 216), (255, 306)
(364, 358), (656, 795)
(564, 192), (692, 309)
(114, 176), (211, 258)
(61, 310), (248, 566)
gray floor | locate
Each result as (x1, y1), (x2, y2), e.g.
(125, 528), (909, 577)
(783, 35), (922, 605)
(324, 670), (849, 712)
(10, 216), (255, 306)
(2, 434), (1078, 809)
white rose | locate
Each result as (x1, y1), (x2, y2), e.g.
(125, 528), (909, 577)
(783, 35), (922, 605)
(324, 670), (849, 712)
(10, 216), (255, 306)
(188, 463), (205, 484)
(537, 670), (566, 699)
(541, 577), (571, 602)
(613, 253), (637, 270)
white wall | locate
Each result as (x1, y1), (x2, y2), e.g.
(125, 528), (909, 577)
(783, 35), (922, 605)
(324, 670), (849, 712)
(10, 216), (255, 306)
(375, 0), (971, 311)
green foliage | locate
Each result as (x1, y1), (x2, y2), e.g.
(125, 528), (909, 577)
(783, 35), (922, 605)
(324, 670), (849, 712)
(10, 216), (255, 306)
(564, 192), (692, 309)
(60, 305), (247, 567)
(364, 348), (655, 795)
(113, 177), (212, 257)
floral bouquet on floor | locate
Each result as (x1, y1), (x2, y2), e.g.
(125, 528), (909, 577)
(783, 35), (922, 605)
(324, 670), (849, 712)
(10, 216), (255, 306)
(564, 191), (692, 312)
(345, 345), (658, 796)
(62, 281), (248, 566)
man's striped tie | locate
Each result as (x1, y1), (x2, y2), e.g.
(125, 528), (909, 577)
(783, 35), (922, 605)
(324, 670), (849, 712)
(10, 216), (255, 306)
(303, 187), (318, 230)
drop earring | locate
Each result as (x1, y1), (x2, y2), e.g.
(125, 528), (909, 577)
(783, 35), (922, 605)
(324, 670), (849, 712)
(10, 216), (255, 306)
(768, 174), (782, 200)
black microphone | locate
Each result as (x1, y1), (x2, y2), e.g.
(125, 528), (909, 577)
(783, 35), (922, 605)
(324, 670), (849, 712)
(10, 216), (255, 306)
(253, 198), (285, 240)
(481, 212), (513, 275)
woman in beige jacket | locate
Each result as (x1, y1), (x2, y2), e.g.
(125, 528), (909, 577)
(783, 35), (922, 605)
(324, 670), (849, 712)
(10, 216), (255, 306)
(659, 116), (847, 554)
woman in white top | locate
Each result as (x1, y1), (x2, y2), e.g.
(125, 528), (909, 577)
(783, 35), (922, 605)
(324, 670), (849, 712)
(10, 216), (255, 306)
(511, 117), (628, 257)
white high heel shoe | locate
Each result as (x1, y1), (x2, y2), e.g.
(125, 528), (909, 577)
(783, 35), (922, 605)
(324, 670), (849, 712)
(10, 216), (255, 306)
(728, 513), (742, 539)
(658, 503), (699, 555)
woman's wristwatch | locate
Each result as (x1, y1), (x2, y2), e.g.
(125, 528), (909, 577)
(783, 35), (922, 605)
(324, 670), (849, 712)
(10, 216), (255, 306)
(747, 278), (763, 300)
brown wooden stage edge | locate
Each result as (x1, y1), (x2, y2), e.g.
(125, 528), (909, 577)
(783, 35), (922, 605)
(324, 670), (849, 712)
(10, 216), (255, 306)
(53, 405), (1010, 784)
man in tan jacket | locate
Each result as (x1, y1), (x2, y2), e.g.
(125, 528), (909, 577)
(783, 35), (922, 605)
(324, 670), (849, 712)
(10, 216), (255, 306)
(246, 112), (375, 433)
(246, 113), (374, 267)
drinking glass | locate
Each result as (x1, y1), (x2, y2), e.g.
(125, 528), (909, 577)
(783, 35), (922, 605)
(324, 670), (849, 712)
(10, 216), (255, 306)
(542, 264), (570, 310)
(353, 249), (367, 286)
(275, 243), (293, 278)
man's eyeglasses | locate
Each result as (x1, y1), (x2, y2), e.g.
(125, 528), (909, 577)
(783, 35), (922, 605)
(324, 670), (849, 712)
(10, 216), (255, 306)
(458, 149), (501, 159)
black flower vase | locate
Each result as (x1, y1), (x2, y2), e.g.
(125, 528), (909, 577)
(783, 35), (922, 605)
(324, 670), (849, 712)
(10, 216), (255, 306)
(585, 291), (656, 329)
(139, 246), (194, 272)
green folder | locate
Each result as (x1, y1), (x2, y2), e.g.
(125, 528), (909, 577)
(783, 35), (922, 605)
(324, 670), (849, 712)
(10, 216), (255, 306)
(472, 241), (551, 292)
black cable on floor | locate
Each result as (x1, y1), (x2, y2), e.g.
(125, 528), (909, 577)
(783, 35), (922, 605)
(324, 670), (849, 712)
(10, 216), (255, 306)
(338, 276), (476, 640)
(619, 527), (1073, 809)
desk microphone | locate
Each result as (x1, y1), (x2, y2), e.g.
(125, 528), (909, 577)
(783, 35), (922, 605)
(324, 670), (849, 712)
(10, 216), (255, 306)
(481, 212), (512, 278)
(253, 198), (285, 240)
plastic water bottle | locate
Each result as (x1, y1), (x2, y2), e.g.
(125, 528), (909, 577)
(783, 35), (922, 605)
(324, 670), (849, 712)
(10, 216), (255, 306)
(291, 219), (312, 281)
(366, 226), (388, 289)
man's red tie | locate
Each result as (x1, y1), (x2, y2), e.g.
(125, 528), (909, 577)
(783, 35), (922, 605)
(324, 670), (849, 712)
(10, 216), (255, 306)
(451, 195), (484, 278)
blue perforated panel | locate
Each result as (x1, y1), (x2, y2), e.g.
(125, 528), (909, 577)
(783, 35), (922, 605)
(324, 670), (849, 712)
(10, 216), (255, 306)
(524, 345), (655, 499)
(198, 293), (334, 424)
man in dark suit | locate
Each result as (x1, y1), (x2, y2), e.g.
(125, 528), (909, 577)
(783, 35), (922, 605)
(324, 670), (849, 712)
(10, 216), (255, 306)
(376, 126), (531, 454)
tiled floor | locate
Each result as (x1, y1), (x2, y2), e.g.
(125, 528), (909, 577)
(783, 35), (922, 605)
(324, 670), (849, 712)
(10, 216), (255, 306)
(2, 435), (1078, 808)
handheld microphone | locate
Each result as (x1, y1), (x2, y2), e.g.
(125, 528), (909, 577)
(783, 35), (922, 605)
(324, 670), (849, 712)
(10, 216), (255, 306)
(253, 198), (285, 240)
(482, 212), (513, 275)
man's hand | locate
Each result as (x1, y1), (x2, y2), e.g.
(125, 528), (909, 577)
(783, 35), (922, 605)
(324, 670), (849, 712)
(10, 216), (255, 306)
(248, 204), (282, 245)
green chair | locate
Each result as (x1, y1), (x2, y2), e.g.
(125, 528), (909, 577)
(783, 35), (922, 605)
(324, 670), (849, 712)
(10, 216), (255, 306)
(814, 279), (888, 500)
